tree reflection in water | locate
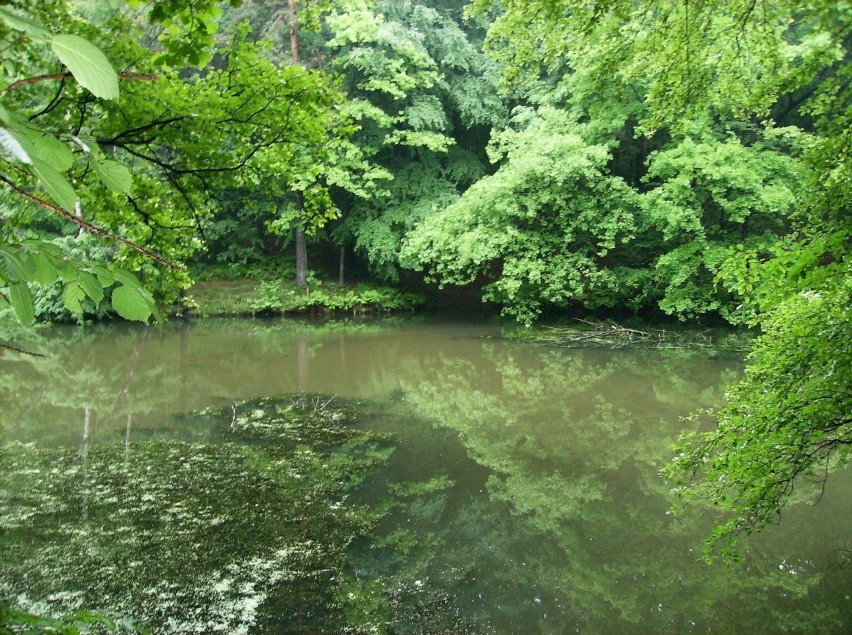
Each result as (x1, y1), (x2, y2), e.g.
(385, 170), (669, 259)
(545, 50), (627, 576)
(1, 320), (849, 633)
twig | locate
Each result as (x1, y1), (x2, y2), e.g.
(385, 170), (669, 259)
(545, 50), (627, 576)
(0, 341), (45, 356)
(4, 71), (157, 92)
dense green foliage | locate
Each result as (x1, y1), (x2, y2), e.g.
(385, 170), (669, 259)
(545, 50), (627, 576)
(462, 0), (850, 556)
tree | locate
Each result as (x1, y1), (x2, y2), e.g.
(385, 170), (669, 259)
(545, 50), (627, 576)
(1, 1), (352, 323)
(0, 2), (161, 324)
(469, 0), (851, 555)
(401, 106), (640, 323)
(323, 0), (505, 282)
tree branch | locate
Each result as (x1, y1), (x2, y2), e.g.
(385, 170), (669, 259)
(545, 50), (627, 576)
(0, 175), (180, 269)
(4, 71), (157, 92)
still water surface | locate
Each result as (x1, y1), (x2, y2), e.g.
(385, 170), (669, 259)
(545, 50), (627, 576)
(1, 317), (849, 633)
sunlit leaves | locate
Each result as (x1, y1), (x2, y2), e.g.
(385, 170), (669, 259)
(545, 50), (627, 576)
(640, 126), (803, 320)
(664, 281), (852, 559)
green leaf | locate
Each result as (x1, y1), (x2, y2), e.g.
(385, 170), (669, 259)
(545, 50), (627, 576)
(30, 157), (78, 212)
(112, 268), (141, 287)
(94, 158), (132, 194)
(50, 34), (119, 100)
(0, 128), (32, 163)
(25, 130), (75, 171)
(0, 7), (50, 39)
(22, 239), (62, 257)
(0, 246), (32, 281)
(77, 270), (104, 305)
(8, 281), (34, 326)
(57, 262), (78, 283)
(31, 253), (58, 285)
(62, 281), (86, 313)
(90, 264), (115, 287)
(112, 285), (154, 322)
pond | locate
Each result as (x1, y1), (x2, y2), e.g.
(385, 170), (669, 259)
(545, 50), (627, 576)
(1, 317), (849, 633)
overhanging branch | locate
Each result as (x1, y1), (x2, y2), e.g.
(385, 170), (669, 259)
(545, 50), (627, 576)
(0, 175), (180, 269)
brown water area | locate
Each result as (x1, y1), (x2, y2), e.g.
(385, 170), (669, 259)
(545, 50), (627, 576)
(1, 317), (849, 633)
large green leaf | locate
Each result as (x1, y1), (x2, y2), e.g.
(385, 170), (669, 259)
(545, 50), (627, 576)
(8, 281), (34, 326)
(24, 130), (75, 171)
(94, 158), (133, 194)
(31, 252), (58, 286)
(90, 264), (115, 287)
(0, 246), (32, 282)
(22, 239), (62, 257)
(30, 158), (78, 212)
(112, 269), (142, 287)
(50, 34), (119, 101)
(112, 285), (153, 322)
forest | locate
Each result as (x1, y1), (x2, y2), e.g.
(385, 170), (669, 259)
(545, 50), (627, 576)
(0, 0), (849, 631)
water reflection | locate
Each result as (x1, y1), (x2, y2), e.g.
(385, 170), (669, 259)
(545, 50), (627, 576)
(1, 318), (849, 633)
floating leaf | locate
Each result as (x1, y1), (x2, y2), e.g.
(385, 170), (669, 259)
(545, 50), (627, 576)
(94, 158), (132, 193)
(8, 281), (34, 326)
(50, 34), (119, 100)
(112, 284), (153, 322)
(31, 157), (78, 212)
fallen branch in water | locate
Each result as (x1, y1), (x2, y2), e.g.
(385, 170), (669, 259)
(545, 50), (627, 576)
(0, 340), (45, 357)
(511, 320), (752, 351)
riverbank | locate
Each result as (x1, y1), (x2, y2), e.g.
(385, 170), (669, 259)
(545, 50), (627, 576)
(183, 277), (424, 318)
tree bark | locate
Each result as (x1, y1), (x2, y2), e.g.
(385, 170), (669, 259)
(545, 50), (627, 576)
(295, 225), (308, 288)
(287, 0), (299, 63)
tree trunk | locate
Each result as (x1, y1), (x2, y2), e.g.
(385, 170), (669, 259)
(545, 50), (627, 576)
(287, 0), (299, 63)
(339, 245), (345, 286)
(295, 224), (307, 288)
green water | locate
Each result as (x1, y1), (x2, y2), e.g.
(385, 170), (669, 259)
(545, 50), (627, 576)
(1, 317), (849, 633)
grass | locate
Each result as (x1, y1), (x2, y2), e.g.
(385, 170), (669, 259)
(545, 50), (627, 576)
(185, 277), (424, 318)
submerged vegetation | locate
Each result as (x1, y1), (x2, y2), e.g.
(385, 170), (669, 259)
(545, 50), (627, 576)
(2, 355), (849, 632)
(1, 397), (394, 634)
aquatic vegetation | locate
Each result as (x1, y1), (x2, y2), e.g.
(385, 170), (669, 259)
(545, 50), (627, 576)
(1, 397), (394, 634)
